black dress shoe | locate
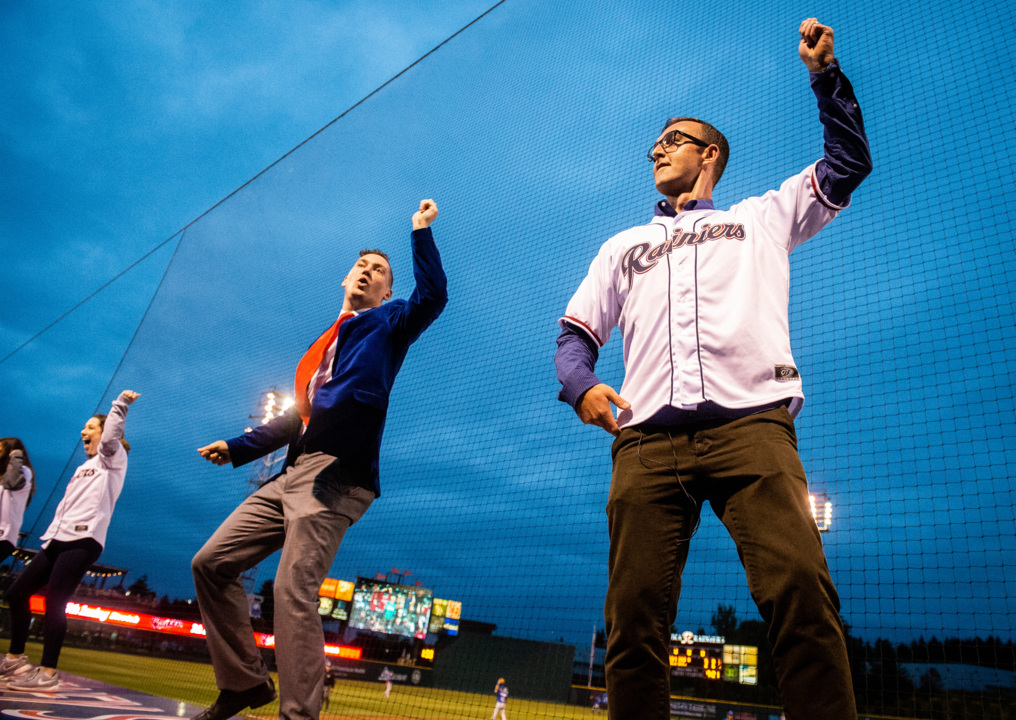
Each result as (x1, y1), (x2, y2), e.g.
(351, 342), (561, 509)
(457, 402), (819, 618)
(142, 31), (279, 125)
(191, 678), (276, 720)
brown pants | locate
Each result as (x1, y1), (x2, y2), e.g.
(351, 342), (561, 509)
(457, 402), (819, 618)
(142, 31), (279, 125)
(192, 451), (373, 720)
(604, 407), (854, 720)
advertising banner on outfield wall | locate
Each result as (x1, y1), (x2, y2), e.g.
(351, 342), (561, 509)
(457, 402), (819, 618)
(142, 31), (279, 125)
(329, 658), (433, 688)
(669, 698), (784, 719)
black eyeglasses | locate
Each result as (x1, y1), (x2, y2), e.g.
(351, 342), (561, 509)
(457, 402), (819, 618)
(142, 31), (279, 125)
(646, 129), (708, 162)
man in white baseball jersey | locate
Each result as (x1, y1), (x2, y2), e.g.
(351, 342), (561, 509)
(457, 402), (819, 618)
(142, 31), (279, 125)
(554, 20), (871, 720)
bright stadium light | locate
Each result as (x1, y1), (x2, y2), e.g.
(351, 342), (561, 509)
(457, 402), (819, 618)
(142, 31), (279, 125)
(248, 388), (295, 429)
(809, 493), (833, 532)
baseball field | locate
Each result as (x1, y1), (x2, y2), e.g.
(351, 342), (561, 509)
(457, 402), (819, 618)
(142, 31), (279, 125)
(19, 642), (602, 719)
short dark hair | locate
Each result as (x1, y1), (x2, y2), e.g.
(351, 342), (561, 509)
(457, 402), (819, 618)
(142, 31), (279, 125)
(661, 117), (729, 183)
(359, 248), (392, 288)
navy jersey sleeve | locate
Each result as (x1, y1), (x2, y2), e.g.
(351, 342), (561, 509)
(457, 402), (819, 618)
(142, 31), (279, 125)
(812, 62), (873, 207)
(554, 323), (601, 409)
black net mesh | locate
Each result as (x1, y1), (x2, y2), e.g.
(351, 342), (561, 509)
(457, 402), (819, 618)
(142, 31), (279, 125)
(2, 1), (1014, 718)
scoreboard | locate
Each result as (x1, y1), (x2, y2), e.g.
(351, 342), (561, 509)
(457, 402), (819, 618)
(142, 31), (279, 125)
(670, 639), (724, 680)
(669, 633), (757, 685)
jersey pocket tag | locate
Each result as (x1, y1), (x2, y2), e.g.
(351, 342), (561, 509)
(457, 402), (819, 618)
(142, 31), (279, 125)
(74, 524), (89, 531)
(774, 365), (800, 382)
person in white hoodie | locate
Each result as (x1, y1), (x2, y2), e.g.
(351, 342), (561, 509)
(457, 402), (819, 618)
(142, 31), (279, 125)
(0, 390), (139, 690)
(0, 438), (35, 562)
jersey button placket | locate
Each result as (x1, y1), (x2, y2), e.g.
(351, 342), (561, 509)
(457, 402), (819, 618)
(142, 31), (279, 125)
(670, 243), (698, 406)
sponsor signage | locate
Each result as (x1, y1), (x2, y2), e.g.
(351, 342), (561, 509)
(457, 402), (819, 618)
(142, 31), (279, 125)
(29, 595), (362, 659)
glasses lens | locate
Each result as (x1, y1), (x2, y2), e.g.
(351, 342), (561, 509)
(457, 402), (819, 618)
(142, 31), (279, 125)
(648, 129), (706, 161)
(648, 131), (678, 162)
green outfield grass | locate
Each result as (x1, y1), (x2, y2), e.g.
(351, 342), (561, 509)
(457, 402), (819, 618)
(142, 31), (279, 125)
(20, 642), (599, 719)
(16, 643), (941, 720)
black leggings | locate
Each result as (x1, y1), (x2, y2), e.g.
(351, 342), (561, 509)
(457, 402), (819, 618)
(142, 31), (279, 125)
(0, 540), (15, 564)
(7, 538), (102, 668)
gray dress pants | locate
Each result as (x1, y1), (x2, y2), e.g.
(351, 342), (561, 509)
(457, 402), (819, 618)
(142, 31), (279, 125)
(192, 451), (373, 720)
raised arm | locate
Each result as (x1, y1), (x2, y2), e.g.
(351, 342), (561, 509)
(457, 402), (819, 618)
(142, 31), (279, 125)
(1, 450), (26, 491)
(799, 19), (873, 207)
(393, 199), (448, 342)
(98, 390), (139, 457)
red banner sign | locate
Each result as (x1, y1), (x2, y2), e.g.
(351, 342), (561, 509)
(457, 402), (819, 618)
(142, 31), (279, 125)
(29, 595), (362, 659)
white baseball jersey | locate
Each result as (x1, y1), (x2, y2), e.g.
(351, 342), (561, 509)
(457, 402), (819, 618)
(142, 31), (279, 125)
(561, 162), (846, 429)
(41, 395), (131, 548)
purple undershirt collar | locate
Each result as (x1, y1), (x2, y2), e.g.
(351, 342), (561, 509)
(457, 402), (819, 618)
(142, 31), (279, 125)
(654, 198), (715, 217)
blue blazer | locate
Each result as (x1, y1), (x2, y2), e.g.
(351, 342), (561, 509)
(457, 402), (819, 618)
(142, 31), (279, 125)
(225, 227), (447, 495)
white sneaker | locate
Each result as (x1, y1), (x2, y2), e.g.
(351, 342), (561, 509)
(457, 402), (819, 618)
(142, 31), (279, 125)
(7, 666), (59, 691)
(0, 654), (31, 679)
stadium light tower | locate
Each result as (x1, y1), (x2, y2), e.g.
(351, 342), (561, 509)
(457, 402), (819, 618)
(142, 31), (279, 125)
(245, 388), (294, 489)
(240, 386), (294, 594)
(244, 388), (296, 432)
(809, 492), (833, 532)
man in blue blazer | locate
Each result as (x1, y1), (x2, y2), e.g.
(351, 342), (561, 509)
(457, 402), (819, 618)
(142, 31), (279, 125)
(191, 199), (447, 720)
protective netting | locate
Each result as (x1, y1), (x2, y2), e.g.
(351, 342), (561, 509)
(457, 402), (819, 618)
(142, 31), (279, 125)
(2, 0), (1014, 718)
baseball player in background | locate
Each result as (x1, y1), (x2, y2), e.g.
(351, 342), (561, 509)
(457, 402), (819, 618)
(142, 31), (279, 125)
(554, 19), (871, 720)
(490, 678), (508, 720)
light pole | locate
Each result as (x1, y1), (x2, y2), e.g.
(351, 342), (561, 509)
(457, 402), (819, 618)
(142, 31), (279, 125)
(240, 386), (295, 594)
(809, 492), (833, 532)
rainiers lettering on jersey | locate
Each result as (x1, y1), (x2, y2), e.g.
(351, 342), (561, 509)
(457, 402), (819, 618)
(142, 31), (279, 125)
(620, 222), (747, 291)
(561, 162), (846, 429)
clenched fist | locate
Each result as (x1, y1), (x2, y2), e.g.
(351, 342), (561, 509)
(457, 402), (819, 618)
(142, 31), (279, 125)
(412, 199), (438, 230)
(799, 18), (834, 72)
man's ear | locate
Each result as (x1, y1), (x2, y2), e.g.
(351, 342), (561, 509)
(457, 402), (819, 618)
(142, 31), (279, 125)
(383, 288), (392, 302)
(691, 147), (720, 200)
(341, 274), (350, 290)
